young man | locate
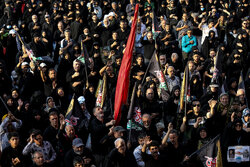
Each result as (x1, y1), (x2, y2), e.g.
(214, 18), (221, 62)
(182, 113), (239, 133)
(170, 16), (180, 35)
(1, 132), (25, 167)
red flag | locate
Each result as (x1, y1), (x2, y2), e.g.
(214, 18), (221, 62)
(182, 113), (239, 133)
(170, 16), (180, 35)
(114, 4), (139, 125)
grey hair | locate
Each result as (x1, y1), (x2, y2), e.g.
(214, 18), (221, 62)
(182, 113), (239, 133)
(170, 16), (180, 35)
(171, 53), (178, 59)
(156, 122), (165, 130)
(114, 138), (124, 147)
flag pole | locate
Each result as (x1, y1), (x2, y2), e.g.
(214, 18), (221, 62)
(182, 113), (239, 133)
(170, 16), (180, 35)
(80, 40), (89, 88)
(141, 56), (153, 85)
(127, 82), (137, 142)
(0, 96), (11, 113)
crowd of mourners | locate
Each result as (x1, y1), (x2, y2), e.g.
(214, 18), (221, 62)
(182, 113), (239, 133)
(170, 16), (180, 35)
(0, 0), (249, 167)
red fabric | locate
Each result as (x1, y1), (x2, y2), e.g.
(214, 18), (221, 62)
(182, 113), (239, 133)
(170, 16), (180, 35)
(114, 4), (139, 125)
(21, 3), (25, 14)
(3, 47), (6, 55)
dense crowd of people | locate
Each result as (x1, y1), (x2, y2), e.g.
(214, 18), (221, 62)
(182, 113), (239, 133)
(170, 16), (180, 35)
(0, 0), (249, 167)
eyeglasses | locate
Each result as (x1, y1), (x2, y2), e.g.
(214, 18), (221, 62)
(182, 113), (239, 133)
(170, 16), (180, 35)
(193, 104), (201, 107)
(235, 124), (242, 127)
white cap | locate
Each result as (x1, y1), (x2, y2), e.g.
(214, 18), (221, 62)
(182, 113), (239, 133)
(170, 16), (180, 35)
(40, 62), (47, 68)
(9, 29), (16, 35)
(78, 96), (85, 104)
(108, 12), (115, 17)
(21, 62), (29, 66)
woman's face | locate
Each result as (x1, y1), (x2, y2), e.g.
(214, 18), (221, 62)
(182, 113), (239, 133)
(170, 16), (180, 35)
(25, 103), (30, 111)
(48, 98), (54, 108)
(231, 81), (237, 89)
(200, 129), (207, 139)
(174, 89), (180, 97)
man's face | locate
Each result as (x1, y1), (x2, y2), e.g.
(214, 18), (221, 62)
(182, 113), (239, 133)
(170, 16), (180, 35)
(34, 135), (43, 146)
(94, 107), (104, 121)
(169, 133), (178, 145)
(49, 115), (58, 128)
(208, 22), (214, 28)
(73, 145), (84, 155)
(66, 125), (75, 138)
(242, 21), (249, 28)
(33, 153), (44, 166)
(220, 95), (229, 106)
(187, 30), (192, 37)
(49, 70), (56, 80)
(117, 140), (126, 154)
(92, 15), (97, 22)
(80, 103), (86, 111)
(65, 32), (71, 39)
(193, 54), (199, 61)
(146, 89), (154, 101)
(182, 14), (188, 21)
(159, 55), (166, 65)
(73, 61), (81, 72)
(167, 67), (175, 77)
(142, 117), (151, 129)
(192, 101), (201, 114)
(235, 123), (242, 131)
(9, 137), (19, 148)
(114, 131), (124, 138)
(136, 57), (143, 65)
(147, 32), (153, 40)
(112, 32), (118, 40)
(34, 36), (40, 43)
(116, 58), (121, 66)
(84, 28), (89, 36)
(32, 15), (38, 23)
(120, 22), (125, 29)
(138, 138), (144, 146)
(12, 90), (18, 99)
(188, 63), (195, 72)
(149, 146), (159, 156)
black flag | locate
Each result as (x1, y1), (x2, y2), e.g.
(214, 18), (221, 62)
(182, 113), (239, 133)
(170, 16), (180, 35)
(149, 51), (170, 102)
(65, 94), (84, 128)
(197, 135), (223, 167)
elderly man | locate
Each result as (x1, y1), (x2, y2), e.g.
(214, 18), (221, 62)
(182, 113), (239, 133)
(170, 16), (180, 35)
(105, 138), (137, 167)
(90, 107), (115, 167)
(31, 151), (49, 167)
(165, 66), (180, 93)
(64, 138), (95, 167)
(66, 59), (86, 96)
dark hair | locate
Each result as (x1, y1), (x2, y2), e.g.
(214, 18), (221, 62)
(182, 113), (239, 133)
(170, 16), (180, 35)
(169, 129), (179, 136)
(7, 132), (19, 140)
(32, 129), (42, 137)
(148, 140), (159, 148)
(73, 156), (83, 166)
(49, 111), (58, 118)
(138, 133), (146, 140)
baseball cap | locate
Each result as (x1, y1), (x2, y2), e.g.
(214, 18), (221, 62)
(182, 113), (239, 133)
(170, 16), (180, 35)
(40, 63), (47, 68)
(243, 108), (250, 117)
(72, 138), (84, 147)
(113, 126), (126, 132)
(21, 62), (29, 66)
(77, 96), (85, 104)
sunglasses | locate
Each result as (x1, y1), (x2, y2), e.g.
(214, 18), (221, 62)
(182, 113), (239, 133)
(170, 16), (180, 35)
(235, 124), (242, 127)
(193, 104), (201, 107)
